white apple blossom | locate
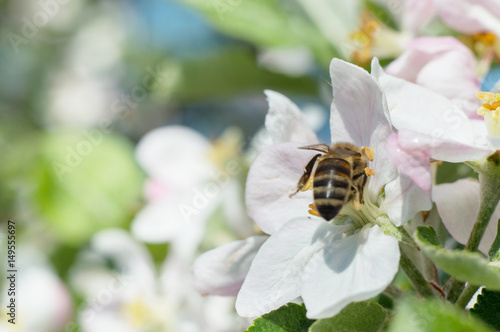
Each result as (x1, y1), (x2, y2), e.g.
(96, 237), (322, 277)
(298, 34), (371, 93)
(71, 228), (244, 332)
(234, 58), (432, 319)
(376, 64), (495, 193)
(191, 90), (323, 298)
(131, 125), (253, 258)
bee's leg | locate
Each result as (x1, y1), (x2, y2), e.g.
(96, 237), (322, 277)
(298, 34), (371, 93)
(289, 154), (321, 197)
(353, 198), (362, 210)
(308, 203), (322, 217)
(349, 184), (364, 210)
(361, 146), (375, 161)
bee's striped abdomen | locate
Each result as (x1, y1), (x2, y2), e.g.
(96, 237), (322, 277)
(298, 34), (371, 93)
(313, 157), (352, 221)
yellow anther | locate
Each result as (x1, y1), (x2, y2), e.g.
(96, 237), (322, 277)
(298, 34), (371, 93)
(364, 167), (375, 176)
(308, 203), (321, 217)
(473, 32), (496, 46)
(476, 91), (500, 103)
(361, 146), (375, 161)
(349, 11), (379, 64)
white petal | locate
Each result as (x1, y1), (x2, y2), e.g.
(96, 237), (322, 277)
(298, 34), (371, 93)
(382, 173), (432, 226)
(330, 58), (391, 147)
(131, 189), (219, 245)
(433, 179), (500, 254)
(264, 90), (319, 144)
(330, 58), (396, 201)
(235, 218), (352, 317)
(301, 225), (400, 319)
(221, 181), (256, 238)
(15, 265), (72, 332)
(374, 67), (479, 146)
(245, 142), (320, 235)
(135, 126), (216, 190)
(192, 236), (268, 296)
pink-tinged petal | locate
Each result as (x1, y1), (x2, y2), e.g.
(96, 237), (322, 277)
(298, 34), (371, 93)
(386, 132), (432, 195)
(136, 126), (216, 191)
(382, 173), (432, 226)
(386, 37), (480, 118)
(235, 218), (353, 317)
(245, 142), (320, 235)
(386, 37), (475, 81)
(402, 0), (437, 34)
(433, 179), (500, 254)
(264, 90), (319, 144)
(395, 129), (491, 164)
(434, 0), (500, 36)
(301, 225), (400, 319)
(330, 58), (396, 201)
(144, 178), (169, 202)
(192, 236), (268, 296)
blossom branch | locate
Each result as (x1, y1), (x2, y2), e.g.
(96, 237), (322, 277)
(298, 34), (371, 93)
(399, 244), (435, 298)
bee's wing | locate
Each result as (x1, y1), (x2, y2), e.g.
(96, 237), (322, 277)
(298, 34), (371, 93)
(298, 143), (332, 154)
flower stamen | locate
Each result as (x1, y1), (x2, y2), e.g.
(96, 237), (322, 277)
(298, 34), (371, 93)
(308, 203), (321, 217)
(476, 91), (500, 136)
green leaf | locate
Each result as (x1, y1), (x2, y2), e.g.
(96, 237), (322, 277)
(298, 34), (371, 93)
(176, 0), (337, 66)
(415, 226), (500, 290)
(388, 297), (495, 332)
(29, 131), (143, 245)
(309, 302), (387, 332)
(245, 303), (314, 332)
(470, 289), (500, 331)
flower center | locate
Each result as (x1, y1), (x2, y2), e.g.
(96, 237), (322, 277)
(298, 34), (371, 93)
(338, 185), (380, 229)
(476, 91), (500, 136)
(350, 12), (380, 64)
(349, 11), (407, 65)
(122, 297), (150, 329)
(474, 32), (496, 46)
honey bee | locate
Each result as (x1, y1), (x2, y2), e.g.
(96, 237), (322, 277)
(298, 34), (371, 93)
(290, 143), (375, 221)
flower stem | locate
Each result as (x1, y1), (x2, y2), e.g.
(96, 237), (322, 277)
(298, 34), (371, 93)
(465, 154), (500, 252)
(465, 173), (500, 252)
(456, 284), (480, 308)
(384, 284), (403, 300)
(446, 279), (465, 303)
(448, 154), (500, 302)
(399, 244), (435, 297)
